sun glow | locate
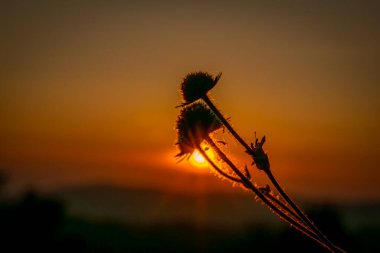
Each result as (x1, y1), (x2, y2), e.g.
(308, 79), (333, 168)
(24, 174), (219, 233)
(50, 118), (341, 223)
(189, 148), (215, 168)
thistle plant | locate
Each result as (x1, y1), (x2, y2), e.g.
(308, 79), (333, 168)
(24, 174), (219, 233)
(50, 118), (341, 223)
(174, 72), (346, 253)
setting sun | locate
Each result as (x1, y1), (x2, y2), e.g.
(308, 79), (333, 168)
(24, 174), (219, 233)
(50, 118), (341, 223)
(189, 149), (216, 168)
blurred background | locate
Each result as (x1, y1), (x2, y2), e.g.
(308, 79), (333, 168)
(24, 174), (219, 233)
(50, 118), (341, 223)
(0, 0), (379, 252)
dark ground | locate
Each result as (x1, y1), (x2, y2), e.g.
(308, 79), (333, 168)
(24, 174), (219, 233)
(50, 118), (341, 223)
(0, 186), (378, 253)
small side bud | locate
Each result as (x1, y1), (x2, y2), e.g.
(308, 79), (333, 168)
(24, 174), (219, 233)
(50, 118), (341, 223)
(259, 185), (271, 194)
(250, 133), (270, 171)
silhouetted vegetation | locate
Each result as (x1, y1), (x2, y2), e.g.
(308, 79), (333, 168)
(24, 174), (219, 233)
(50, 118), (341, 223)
(0, 191), (83, 252)
(0, 184), (379, 252)
(175, 72), (351, 252)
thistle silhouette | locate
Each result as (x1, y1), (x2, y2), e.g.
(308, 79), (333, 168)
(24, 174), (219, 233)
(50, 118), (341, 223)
(175, 102), (222, 160)
(174, 71), (346, 253)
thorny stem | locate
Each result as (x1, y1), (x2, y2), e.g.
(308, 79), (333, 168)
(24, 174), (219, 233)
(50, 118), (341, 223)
(266, 170), (346, 253)
(196, 144), (241, 183)
(202, 96), (252, 152)
(262, 191), (300, 222)
(204, 136), (334, 253)
(200, 142), (316, 238)
(261, 191), (326, 240)
(202, 95), (345, 253)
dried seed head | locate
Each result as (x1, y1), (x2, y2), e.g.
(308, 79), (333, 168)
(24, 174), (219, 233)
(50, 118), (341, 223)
(175, 102), (222, 159)
(180, 72), (221, 105)
(250, 134), (270, 171)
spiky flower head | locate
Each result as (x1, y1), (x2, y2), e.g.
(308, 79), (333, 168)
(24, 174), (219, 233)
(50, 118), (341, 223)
(175, 102), (222, 159)
(180, 72), (221, 105)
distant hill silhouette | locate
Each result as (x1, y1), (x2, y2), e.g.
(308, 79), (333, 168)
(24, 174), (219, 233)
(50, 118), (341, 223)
(53, 184), (277, 230)
(52, 184), (380, 232)
(0, 184), (379, 252)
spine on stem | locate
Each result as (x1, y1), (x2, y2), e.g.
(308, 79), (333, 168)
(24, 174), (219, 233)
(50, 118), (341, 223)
(204, 136), (334, 253)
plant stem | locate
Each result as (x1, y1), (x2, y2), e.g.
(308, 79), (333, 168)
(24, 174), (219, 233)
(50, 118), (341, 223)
(202, 95), (345, 253)
(196, 145), (242, 183)
(199, 141), (315, 238)
(202, 96), (252, 152)
(265, 170), (346, 253)
(263, 191), (300, 222)
(205, 136), (334, 252)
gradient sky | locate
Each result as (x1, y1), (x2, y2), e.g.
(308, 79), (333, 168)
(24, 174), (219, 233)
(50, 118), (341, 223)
(1, 0), (379, 202)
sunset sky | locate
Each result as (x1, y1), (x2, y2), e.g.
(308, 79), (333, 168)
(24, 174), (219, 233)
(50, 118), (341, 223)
(1, 0), (379, 202)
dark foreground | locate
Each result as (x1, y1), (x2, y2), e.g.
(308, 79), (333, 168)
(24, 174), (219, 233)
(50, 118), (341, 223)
(0, 189), (379, 253)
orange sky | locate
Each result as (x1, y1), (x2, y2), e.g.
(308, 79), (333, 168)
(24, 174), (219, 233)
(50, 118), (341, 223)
(1, 1), (379, 202)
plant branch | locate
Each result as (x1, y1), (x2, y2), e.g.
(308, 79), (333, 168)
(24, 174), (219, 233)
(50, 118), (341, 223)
(204, 136), (334, 252)
(265, 169), (346, 253)
(202, 96), (252, 153)
(202, 95), (345, 252)
(196, 145), (242, 183)
(262, 190), (300, 222)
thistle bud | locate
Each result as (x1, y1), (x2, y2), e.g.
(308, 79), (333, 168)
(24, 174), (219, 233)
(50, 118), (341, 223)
(175, 102), (222, 159)
(180, 72), (221, 105)
(250, 135), (270, 171)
